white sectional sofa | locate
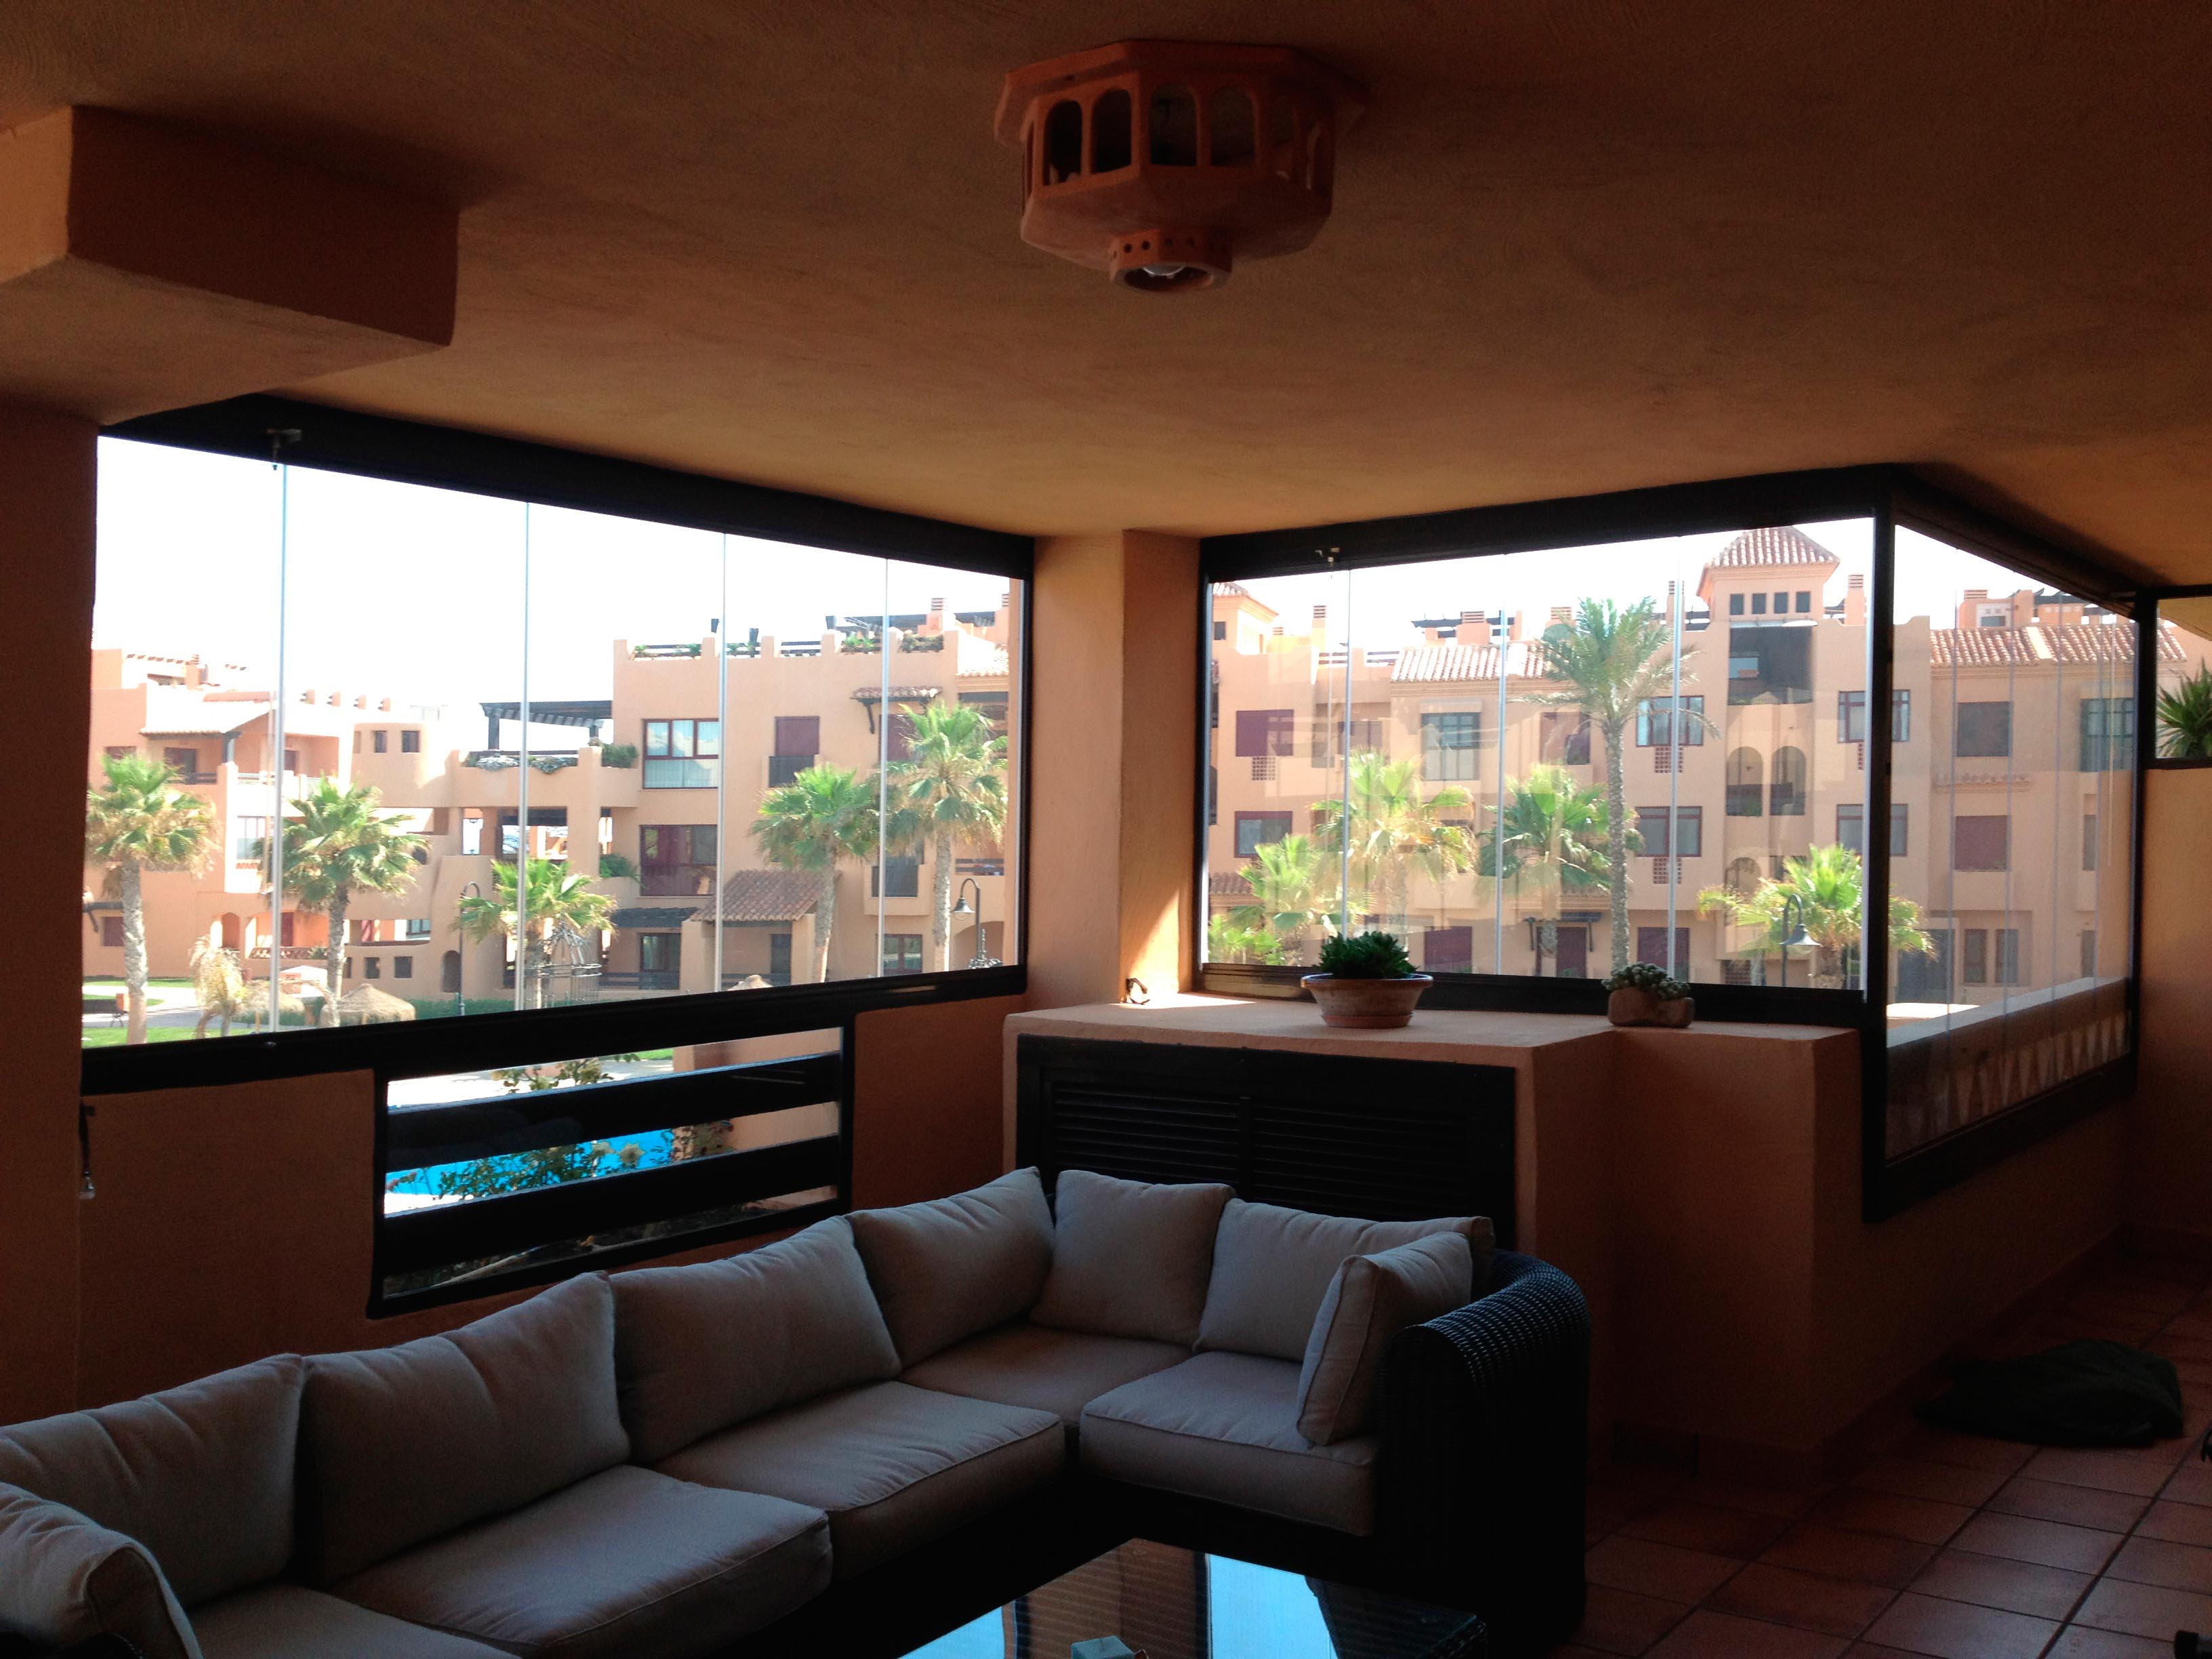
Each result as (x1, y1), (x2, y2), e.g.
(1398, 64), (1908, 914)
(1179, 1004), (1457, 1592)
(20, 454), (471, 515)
(0, 1167), (1588, 1658)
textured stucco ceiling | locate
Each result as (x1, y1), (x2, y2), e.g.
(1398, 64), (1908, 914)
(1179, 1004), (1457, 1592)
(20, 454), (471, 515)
(3, 2), (2210, 578)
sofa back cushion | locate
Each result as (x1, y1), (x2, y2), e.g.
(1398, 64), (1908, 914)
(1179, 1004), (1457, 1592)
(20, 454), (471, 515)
(847, 1169), (1054, 1366)
(1295, 1231), (1474, 1444)
(1031, 1170), (1233, 1346)
(1197, 1200), (1493, 1361)
(0, 1484), (202, 1659)
(613, 1216), (901, 1462)
(0, 1354), (300, 1607)
(298, 1272), (628, 1584)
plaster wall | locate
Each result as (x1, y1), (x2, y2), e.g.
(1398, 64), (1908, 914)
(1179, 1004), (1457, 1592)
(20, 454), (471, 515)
(2128, 765), (2212, 1248)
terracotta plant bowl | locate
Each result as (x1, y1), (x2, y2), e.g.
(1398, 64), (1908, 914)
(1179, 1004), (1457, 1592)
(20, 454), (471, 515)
(1301, 972), (1433, 1029)
(1607, 988), (1695, 1028)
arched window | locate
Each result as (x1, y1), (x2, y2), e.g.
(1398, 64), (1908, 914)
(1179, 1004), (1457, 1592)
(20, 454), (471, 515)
(1268, 94), (1299, 179)
(1149, 86), (1197, 166)
(1090, 89), (1132, 173)
(1726, 857), (1763, 895)
(1770, 746), (1807, 817)
(1725, 747), (1764, 817)
(1043, 99), (1084, 185)
(1208, 87), (1255, 166)
(441, 951), (462, 994)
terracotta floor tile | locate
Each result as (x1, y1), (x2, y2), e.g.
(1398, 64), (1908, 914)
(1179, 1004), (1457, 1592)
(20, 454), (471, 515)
(1859, 1591), (2059, 1659)
(2137, 1498), (2212, 1547)
(1950, 1510), (2123, 1573)
(1987, 1475), (2152, 1532)
(1585, 1536), (1744, 1605)
(1807, 1488), (1973, 1547)
(1646, 1610), (1847, 1658)
(2045, 1628), (2179, 1658)
(2156, 1334), (2212, 1364)
(2073, 1576), (2212, 1640)
(1851, 1456), (2008, 1508)
(1839, 1647), (1928, 1658)
(1908, 1547), (2092, 1620)
(1677, 1476), (1828, 1519)
(1621, 1501), (1795, 1559)
(1569, 1584), (1695, 1656)
(2163, 1462), (2212, 1507)
(1892, 1427), (2036, 1476)
(2106, 1534), (2212, 1593)
(1705, 1563), (1896, 1639)
(2022, 1448), (2175, 1496)
(1761, 1523), (1939, 1591)
(1594, 1462), (1696, 1506)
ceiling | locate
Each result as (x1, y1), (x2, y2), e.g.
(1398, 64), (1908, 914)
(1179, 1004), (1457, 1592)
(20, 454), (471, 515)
(4, 2), (2211, 580)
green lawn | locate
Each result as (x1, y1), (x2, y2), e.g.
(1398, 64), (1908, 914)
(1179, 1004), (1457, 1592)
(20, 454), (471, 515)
(82, 977), (194, 992)
(82, 1027), (201, 1048)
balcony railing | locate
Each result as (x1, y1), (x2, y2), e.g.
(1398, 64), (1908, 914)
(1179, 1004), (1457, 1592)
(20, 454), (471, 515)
(600, 970), (681, 991)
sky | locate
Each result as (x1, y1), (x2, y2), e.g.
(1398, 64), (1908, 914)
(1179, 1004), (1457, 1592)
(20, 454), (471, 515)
(92, 438), (1016, 718)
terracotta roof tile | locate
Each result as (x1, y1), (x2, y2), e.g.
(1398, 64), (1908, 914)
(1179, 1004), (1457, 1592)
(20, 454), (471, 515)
(1929, 621), (2160, 668)
(1706, 526), (1841, 569)
(715, 868), (823, 922)
(1391, 640), (1553, 682)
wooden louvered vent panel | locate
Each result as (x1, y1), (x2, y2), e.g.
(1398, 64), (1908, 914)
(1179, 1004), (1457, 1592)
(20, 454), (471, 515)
(1015, 1036), (1515, 1246)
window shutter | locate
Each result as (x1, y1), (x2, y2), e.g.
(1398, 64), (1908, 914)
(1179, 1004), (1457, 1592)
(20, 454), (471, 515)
(773, 715), (819, 755)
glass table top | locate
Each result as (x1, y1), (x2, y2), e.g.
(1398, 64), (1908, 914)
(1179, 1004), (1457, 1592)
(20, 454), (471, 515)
(902, 1540), (1486, 1659)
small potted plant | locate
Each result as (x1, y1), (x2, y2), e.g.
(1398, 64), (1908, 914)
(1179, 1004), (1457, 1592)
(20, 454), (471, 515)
(1303, 931), (1433, 1029)
(1605, 962), (1694, 1028)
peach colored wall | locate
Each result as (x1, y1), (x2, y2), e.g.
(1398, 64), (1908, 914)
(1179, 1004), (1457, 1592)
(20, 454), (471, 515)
(2129, 766), (2212, 1246)
(0, 405), (96, 1421)
(1025, 531), (1198, 1012)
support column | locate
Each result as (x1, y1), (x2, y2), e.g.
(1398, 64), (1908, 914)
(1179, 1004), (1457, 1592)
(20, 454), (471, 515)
(1026, 531), (1200, 1008)
(0, 404), (97, 1420)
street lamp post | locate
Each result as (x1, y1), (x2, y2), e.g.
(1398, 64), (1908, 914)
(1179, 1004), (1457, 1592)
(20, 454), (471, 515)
(1777, 893), (1811, 989)
(949, 878), (1000, 969)
(457, 880), (481, 1017)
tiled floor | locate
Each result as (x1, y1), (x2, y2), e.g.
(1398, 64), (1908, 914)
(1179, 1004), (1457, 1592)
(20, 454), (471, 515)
(1555, 1256), (2212, 1657)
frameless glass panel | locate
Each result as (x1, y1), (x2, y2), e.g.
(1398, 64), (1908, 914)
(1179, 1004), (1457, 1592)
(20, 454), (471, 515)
(2155, 596), (2212, 760)
(1201, 521), (1872, 989)
(1885, 527), (2138, 1158)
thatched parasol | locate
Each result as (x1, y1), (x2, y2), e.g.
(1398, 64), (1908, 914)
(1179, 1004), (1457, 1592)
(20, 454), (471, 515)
(337, 984), (417, 1025)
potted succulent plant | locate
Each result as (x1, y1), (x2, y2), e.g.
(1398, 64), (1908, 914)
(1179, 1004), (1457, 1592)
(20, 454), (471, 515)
(1302, 930), (1433, 1029)
(1605, 962), (1694, 1028)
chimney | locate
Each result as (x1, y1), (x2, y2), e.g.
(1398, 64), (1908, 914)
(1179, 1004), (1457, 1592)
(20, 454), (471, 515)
(1549, 605), (1572, 626)
(185, 655), (205, 689)
(1459, 609), (1483, 643)
(1845, 573), (1866, 628)
(1311, 603), (1328, 640)
(1508, 611), (1524, 642)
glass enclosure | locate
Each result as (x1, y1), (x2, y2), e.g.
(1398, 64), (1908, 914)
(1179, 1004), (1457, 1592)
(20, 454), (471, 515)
(1204, 520), (1877, 989)
(83, 438), (1022, 1053)
(1882, 527), (2141, 1158)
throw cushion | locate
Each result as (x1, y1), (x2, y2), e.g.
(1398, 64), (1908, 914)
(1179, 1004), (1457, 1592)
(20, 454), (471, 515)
(1197, 1200), (1492, 1361)
(1031, 1170), (1233, 1345)
(848, 1169), (1055, 1366)
(298, 1272), (629, 1584)
(612, 1216), (901, 1462)
(0, 1483), (201, 1659)
(0, 1353), (301, 1606)
(1295, 1231), (1473, 1444)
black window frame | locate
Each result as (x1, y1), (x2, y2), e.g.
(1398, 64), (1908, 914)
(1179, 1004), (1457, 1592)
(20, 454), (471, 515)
(1195, 463), (2149, 1221)
(1418, 710), (1479, 781)
(85, 396), (1033, 1310)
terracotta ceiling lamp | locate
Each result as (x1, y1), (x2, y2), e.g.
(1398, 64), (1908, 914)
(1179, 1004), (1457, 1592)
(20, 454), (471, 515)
(994, 40), (1364, 293)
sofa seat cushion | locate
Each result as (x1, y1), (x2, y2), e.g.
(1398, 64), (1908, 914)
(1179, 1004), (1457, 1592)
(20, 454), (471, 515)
(900, 1320), (1191, 1427)
(848, 1170), (1056, 1367)
(653, 1380), (1063, 1578)
(192, 1585), (507, 1659)
(1198, 1200), (1492, 1362)
(0, 1355), (301, 1606)
(1031, 1170), (1233, 1346)
(1079, 1353), (1380, 1536)
(331, 1465), (827, 1659)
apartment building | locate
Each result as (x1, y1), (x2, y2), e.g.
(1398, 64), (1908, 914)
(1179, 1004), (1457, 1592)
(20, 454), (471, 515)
(1208, 527), (2184, 1009)
(83, 600), (1017, 1007)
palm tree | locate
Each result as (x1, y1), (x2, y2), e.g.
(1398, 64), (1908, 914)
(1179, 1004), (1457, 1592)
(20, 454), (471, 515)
(2158, 665), (2212, 759)
(1310, 752), (1477, 928)
(883, 703), (1008, 970)
(1475, 764), (1626, 975)
(85, 754), (216, 1044)
(457, 857), (616, 1008)
(280, 778), (426, 1023)
(1229, 832), (1337, 957)
(1206, 913), (1290, 966)
(1697, 842), (1931, 989)
(753, 764), (880, 983)
(1528, 598), (1700, 972)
